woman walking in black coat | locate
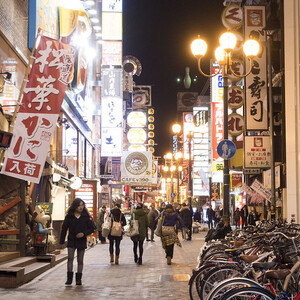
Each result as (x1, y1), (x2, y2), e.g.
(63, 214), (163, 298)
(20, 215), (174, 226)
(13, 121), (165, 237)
(108, 203), (127, 265)
(60, 198), (96, 286)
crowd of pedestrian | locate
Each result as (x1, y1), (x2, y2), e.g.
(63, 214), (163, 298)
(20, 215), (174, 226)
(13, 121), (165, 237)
(60, 197), (276, 286)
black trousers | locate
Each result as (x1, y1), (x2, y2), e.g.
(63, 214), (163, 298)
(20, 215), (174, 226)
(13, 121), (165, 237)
(208, 219), (214, 229)
(133, 239), (145, 258)
(165, 244), (174, 259)
(98, 230), (106, 242)
(109, 239), (121, 256)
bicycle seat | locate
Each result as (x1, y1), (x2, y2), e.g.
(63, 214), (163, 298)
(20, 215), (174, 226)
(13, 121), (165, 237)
(252, 262), (276, 270)
(265, 269), (290, 280)
(230, 240), (245, 247)
(224, 248), (243, 256)
(240, 254), (259, 263)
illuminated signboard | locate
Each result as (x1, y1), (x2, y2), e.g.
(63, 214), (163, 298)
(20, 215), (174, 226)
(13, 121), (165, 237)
(28, 0), (59, 49)
(101, 68), (123, 98)
(102, 0), (123, 12)
(102, 12), (122, 40)
(101, 97), (123, 128)
(101, 127), (122, 157)
(211, 63), (224, 182)
(102, 41), (122, 65)
(193, 107), (209, 196)
(127, 111), (147, 128)
(183, 112), (194, 158)
(127, 128), (147, 144)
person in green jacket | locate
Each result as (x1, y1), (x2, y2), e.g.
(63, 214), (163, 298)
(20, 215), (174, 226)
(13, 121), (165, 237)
(130, 203), (149, 265)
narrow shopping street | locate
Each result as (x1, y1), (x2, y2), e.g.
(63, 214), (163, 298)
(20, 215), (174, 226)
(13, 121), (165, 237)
(0, 232), (205, 300)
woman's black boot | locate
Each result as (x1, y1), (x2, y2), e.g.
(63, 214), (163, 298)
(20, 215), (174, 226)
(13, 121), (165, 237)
(134, 253), (138, 263)
(75, 273), (82, 285)
(65, 272), (73, 285)
(138, 257), (142, 265)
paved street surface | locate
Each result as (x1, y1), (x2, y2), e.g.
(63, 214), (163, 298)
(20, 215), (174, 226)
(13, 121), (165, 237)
(0, 232), (206, 300)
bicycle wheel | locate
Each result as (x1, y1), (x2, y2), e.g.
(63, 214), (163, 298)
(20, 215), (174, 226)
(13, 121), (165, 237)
(206, 277), (261, 300)
(188, 263), (217, 300)
(220, 286), (276, 300)
(199, 265), (242, 299)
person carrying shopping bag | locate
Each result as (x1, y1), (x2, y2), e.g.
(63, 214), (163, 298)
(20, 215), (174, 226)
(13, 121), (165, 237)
(108, 203), (126, 265)
(130, 203), (149, 265)
(154, 204), (183, 265)
(60, 198), (96, 286)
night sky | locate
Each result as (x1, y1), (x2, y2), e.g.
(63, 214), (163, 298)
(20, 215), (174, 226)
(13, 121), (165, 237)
(123, 0), (225, 158)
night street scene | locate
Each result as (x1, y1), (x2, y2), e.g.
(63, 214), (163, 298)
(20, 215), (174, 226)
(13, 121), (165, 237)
(1, 0), (300, 299)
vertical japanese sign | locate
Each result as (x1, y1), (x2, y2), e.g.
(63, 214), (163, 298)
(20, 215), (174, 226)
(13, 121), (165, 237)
(244, 6), (267, 130)
(1, 35), (75, 183)
(211, 63), (224, 182)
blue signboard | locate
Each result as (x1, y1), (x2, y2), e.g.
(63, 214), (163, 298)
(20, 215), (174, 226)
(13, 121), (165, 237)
(217, 140), (236, 159)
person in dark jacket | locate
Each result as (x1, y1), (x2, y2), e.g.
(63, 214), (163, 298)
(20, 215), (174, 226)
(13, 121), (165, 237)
(193, 208), (201, 223)
(60, 198), (96, 286)
(147, 204), (159, 242)
(154, 204), (183, 265)
(131, 203), (149, 265)
(96, 205), (107, 244)
(108, 203), (126, 265)
(206, 205), (215, 229)
(248, 206), (258, 226)
(241, 205), (248, 228)
(234, 207), (241, 228)
(180, 203), (192, 240)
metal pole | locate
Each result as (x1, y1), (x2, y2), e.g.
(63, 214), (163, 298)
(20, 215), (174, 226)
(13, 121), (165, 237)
(171, 170), (174, 203)
(267, 35), (276, 206)
(188, 132), (193, 206)
(223, 63), (230, 222)
(177, 170), (180, 204)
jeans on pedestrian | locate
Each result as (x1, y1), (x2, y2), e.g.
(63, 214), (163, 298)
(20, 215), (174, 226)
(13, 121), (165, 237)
(67, 247), (85, 273)
(165, 244), (174, 259)
(133, 239), (145, 258)
(208, 219), (214, 229)
(109, 239), (121, 256)
(182, 226), (188, 240)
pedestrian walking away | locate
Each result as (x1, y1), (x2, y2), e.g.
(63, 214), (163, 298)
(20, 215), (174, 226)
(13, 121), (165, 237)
(108, 203), (127, 265)
(147, 204), (159, 242)
(154, 204), (183, 265)
(241, 205), (248, 228)
(179, 203), (192, 240)
(97, 205), (108, 244)
(130, 203), (149, 265)
(234, 207), (241, 229)
(60, 198), (96, 286)
(206, 205), (215, 229)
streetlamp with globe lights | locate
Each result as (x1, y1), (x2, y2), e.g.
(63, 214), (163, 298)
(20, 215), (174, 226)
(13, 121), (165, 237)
(190, 32), (260, 223)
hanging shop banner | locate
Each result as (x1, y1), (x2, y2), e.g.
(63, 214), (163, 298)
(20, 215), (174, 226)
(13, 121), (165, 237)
(231, 172), (243, 188)
(244, 136), (271, 168)
(121, 151), (152, 185)
(102, 0), (122, 12)
(250, 179), (271, 202)
(244, 6), (267, 130)
(228, 113), (244, 136)
(212, 102), (223, 161)
(101, 68), (123, 98)
(152, 160), (158, 185)
(210, 182), (220, 202)
(183, 112), (194, 158)
(1, 36), (75, 183)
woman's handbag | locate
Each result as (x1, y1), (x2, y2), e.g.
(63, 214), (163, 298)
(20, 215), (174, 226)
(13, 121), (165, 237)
(154, 215), (164, 237)
(102, 216), (111, 238)
(162, 225), (175, 236)
(126, 213), (139, 237)
(110, 214), (123, 237)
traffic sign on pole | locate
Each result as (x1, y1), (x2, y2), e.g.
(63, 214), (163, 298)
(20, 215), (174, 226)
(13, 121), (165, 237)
(217, 140), (236, 159)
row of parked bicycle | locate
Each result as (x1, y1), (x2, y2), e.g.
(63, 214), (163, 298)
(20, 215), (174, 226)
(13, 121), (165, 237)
(189, 219), (300, 299)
